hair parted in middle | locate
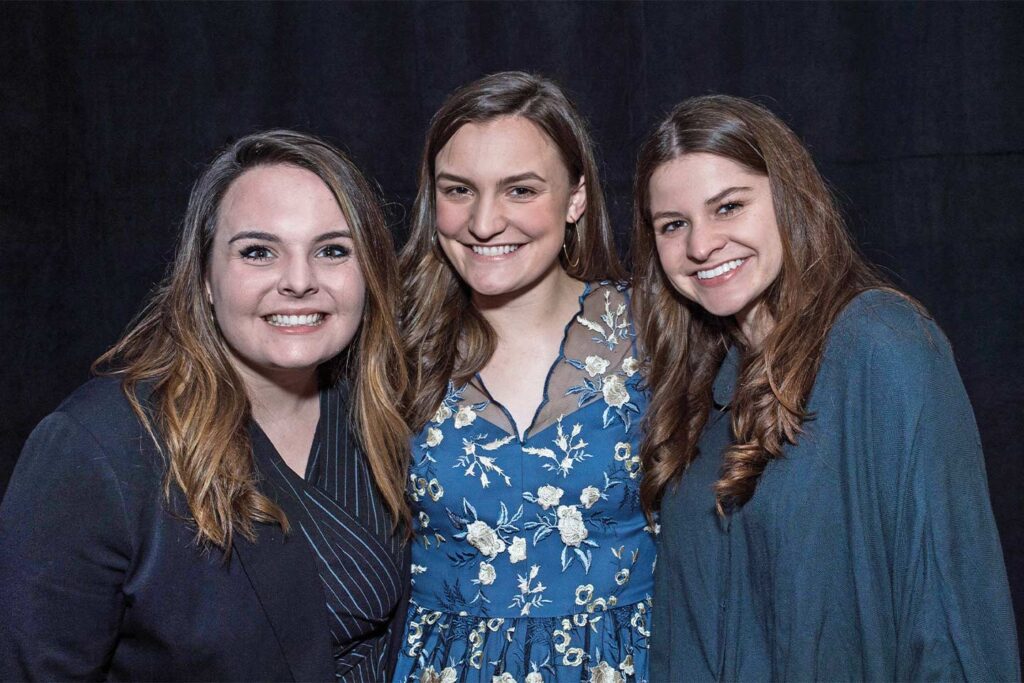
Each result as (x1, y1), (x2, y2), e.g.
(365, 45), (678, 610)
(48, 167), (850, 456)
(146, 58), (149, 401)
(401, 71), (626, 430)
(632, 95), (903, 520)
(95, 130), (410, 548)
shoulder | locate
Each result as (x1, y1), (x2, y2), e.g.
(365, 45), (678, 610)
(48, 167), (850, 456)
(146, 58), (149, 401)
(23, 376), (159, 481)
(46, 377), (149, 442)
(826, 289), (949, 372)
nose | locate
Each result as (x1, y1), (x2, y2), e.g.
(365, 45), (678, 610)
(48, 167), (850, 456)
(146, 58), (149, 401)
(277, 255), (318, 297)
(467, 195), (507, 241)
(685, 220), (727, 263)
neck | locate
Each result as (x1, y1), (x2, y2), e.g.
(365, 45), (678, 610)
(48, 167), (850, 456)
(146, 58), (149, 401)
(472, 266), (584, 340)
(231, 361), (320, 426)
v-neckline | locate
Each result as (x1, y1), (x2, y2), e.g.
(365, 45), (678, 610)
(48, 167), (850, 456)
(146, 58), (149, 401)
(474, 282), (591, 443)
(251, 388), (326, 484)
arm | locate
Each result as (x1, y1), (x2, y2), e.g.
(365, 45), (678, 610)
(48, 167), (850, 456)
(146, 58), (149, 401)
(0, 411), (132, 680)
(869, 318), (1019, 681)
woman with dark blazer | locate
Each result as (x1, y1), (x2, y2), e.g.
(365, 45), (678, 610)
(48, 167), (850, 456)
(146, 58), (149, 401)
(0, 130), (411, 681)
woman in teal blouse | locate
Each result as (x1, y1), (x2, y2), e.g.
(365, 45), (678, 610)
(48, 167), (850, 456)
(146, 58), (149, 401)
(631, 95), (1018, 680)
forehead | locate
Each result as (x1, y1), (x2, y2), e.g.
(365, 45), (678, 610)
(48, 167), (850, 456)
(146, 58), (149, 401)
(649, 152), (766, 208)
(435, 116), (566, 178)
(218, 163), (345, 229)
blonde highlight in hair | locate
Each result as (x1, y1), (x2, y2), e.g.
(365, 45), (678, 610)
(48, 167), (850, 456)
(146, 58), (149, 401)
(95, 130), (410, 549)
(402, 71), (626, 430)
(632, 96), (908, 520)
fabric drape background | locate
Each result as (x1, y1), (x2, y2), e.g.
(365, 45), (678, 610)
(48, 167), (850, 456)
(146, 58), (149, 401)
(2, 1), (1021, 652)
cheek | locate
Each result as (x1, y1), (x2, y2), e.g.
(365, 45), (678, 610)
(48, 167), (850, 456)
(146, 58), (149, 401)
(332, 268), (368, 316)
(654, 237), (687, 274)
(435, 201), (465, 237)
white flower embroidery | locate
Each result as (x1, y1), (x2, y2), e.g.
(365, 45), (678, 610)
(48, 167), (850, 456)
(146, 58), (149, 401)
(508, 536), (527, 564)
(411, 564), (427, 575)
(526, 673), (543, 683)
(589, 661), (623, 683)
(432, 404), (452, 424)
(492, 674), (516, 683)
(466, 520), (506, 559)
(427, 478), (444, 501)
(536, 485), (564, 510)
(509, 564), (549, 616)
(425, 427), (443, 447)
(563, 647), (585, 667)
(621, 356), (639, 377)
(478, 562), (496, 586)
(575, 583), (594, 605)
(454, 405), (478, 428)
(615, 567), (631, 585)
(579, 486), (601, 509)
(613, 442), (631, 461)
(619, 654), (635, 676)
(421, 666), (458, 683)
(583, 355), (610, 376)
(557, 505), (588, 547)
(602, 374), (629, 408)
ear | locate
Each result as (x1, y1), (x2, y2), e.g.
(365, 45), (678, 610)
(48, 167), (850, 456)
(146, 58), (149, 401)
(566, 176), (587, 224)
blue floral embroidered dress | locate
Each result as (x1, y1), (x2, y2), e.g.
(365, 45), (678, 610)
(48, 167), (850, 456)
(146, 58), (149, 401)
(393, 282), (655, 683)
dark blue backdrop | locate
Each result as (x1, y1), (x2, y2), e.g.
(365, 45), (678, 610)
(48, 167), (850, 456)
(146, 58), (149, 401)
(2, 0), (1021, 651)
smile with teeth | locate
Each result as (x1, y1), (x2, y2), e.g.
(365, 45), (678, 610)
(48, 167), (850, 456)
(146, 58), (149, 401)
(264, 313), (325, 327)
(471, 244), (520, 256)
(697, 258), (746, 280)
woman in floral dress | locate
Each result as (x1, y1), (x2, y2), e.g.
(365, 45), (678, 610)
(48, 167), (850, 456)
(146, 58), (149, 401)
(393, 72), (655, 683)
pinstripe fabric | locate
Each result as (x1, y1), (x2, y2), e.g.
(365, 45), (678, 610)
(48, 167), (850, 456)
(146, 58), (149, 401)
(255, 384), (405, 682)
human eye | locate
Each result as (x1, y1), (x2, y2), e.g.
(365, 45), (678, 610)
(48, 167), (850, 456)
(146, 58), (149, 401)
(508, 186), (538, 199)
(658, 219), (688, 235)
(716, 201), (744, 216)
(440, 185), (472, 198)
(239, 244), (274, 261)
(317, 243), (353, 260)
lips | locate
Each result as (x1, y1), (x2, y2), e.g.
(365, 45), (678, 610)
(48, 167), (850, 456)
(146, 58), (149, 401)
(263, 313), (325, 327)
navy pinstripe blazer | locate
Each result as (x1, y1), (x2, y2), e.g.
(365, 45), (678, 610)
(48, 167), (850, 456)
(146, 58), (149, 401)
(0, 377), (409, 681)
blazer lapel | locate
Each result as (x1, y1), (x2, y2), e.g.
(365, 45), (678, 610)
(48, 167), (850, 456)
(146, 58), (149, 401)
(232, 427), (334, 682)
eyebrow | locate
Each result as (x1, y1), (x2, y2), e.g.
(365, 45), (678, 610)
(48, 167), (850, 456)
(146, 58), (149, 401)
(650, 209), (685, 223)
(435, 171), (547, 186)
(705, 186), (752, 206)
(227, 229), (351, 244)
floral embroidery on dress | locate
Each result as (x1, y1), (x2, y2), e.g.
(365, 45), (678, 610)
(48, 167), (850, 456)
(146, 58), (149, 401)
(394, 283), (654, 683)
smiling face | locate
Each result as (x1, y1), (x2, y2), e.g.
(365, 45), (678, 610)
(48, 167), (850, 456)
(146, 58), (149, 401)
(648, 152), (783, 343)
(433, 116), (586, 301)
(205, 163), (366, 386)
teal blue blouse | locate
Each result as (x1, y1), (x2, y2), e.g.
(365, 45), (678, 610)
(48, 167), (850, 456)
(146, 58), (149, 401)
(651, 291), (1018, 681)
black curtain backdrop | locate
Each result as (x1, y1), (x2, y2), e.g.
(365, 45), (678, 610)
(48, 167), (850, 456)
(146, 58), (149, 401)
(3, 0), (1022, 652)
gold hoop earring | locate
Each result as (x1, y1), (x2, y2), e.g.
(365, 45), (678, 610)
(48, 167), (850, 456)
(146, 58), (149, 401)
(563, 220), (580, 270)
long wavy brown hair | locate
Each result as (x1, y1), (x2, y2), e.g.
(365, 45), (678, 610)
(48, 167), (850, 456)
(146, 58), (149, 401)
(633, 95), (903, 519)
(402, 71), (626, 430)
(95, 130), (410, 548)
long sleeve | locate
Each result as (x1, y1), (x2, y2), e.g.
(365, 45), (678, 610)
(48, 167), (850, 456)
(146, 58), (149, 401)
(868, 316), (1019, 681)
(0, 411), (132, 680)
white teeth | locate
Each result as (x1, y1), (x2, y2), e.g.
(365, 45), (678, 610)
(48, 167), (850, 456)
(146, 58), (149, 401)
(471, 244), (520, 256)
(697, 258), (746, 280)
(265, 313), (325, 327)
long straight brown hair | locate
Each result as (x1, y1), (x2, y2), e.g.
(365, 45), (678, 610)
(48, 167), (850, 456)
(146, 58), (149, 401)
(95, 130), (410, 548)
(402, 71), (626, 431)
(632, 95), (904, 519)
